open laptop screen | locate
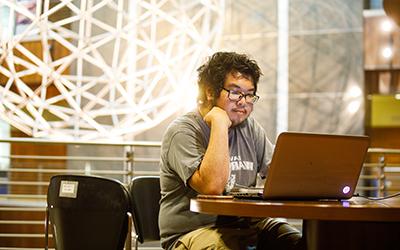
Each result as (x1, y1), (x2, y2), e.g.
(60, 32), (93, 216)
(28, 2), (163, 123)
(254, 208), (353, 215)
(262, 132), (369, 200)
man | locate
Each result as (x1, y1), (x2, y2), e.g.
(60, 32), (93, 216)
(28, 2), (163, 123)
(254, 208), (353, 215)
(159, 52), (303, 249)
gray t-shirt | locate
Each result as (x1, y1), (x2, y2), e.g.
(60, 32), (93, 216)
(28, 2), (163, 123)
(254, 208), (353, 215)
(159, 110), (274, 249)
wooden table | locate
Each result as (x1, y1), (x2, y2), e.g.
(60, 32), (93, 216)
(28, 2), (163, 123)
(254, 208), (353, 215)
(190, 196), (400, 250)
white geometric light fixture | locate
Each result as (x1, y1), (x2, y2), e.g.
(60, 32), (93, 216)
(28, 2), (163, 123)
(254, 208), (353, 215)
(0, 0), (224, 140)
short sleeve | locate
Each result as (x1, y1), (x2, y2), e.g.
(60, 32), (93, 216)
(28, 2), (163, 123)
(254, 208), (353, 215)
(166, 128), (206, 185)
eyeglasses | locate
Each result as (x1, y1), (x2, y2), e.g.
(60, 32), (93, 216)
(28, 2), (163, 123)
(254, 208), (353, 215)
(221, 87), (260, 104)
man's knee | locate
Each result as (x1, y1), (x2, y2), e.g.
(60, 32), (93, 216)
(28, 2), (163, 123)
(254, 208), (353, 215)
(174, 226), (257, 250)
(174, 227), (228, 250)
(256, 218), (303, 250)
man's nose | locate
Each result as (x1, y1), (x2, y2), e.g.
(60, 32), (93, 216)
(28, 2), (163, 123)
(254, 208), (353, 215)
(236, 96), (247, 106)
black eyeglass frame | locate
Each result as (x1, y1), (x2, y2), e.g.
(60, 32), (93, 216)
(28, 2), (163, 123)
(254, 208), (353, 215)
(221, 87), (260, 104)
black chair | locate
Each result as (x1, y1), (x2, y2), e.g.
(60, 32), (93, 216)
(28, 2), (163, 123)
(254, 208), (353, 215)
(129, 176), (161, 249)
(45, 175), (132, 250)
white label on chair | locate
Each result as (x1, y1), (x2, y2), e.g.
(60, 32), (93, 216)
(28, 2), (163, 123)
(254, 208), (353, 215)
(59, 181), (78, 198)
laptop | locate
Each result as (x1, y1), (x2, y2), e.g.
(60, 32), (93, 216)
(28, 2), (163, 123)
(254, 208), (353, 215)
(232, 132), (370, 200)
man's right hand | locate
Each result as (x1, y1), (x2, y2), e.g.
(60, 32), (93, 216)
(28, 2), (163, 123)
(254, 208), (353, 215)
(203, 106), (232, 129)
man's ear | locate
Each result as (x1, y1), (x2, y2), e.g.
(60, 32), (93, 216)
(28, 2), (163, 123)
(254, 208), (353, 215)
(205, 87), (214, 102)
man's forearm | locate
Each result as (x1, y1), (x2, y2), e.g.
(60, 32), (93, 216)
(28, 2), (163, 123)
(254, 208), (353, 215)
(190, 123), (230, 194)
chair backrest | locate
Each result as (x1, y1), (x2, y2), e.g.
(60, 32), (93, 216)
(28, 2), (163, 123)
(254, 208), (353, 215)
(46, 175), (131, 250)
(129, 176), (161, 244)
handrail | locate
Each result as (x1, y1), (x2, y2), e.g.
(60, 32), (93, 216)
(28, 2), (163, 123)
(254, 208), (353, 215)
(0, 137), (161, 147)
(367, 148), (400, 154)
(4, 155), (128, 161)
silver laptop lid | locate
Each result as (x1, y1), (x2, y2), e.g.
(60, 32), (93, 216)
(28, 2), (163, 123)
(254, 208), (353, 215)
(263, 132), (369, 200)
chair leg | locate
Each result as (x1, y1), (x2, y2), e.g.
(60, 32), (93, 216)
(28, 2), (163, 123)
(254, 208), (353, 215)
(135, 235), (139, 250)
(125, 212), (132, 250)
(45, 207), (49, 250)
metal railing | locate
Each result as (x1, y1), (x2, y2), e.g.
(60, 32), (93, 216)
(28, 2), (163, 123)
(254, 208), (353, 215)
(356, 148), (400, 197)
(0, 137), (399, 249)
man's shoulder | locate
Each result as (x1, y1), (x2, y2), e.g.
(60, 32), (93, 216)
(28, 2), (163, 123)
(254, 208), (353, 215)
(165, 111), (204, 135)
(169, 111), (201, 127)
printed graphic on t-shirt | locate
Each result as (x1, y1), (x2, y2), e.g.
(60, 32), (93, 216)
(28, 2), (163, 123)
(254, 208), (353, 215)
(226, 174), (236, 192)
(230, 155), (254, 171)
(224, 155), (257, 192)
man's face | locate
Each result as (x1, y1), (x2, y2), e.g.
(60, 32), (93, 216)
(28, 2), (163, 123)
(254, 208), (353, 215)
(214, 72), (256, 127)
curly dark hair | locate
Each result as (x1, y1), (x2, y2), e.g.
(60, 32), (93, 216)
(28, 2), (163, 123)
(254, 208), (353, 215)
(197, 51), (262, 106)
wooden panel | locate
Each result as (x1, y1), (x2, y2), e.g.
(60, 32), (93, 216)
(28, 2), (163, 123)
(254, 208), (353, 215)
(364, 15), (400, 67)
(365, 127), (400, 165)
(0, 207), (54, 248)
(0, 39), (70, 85)
(9, 129), (67, 195)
